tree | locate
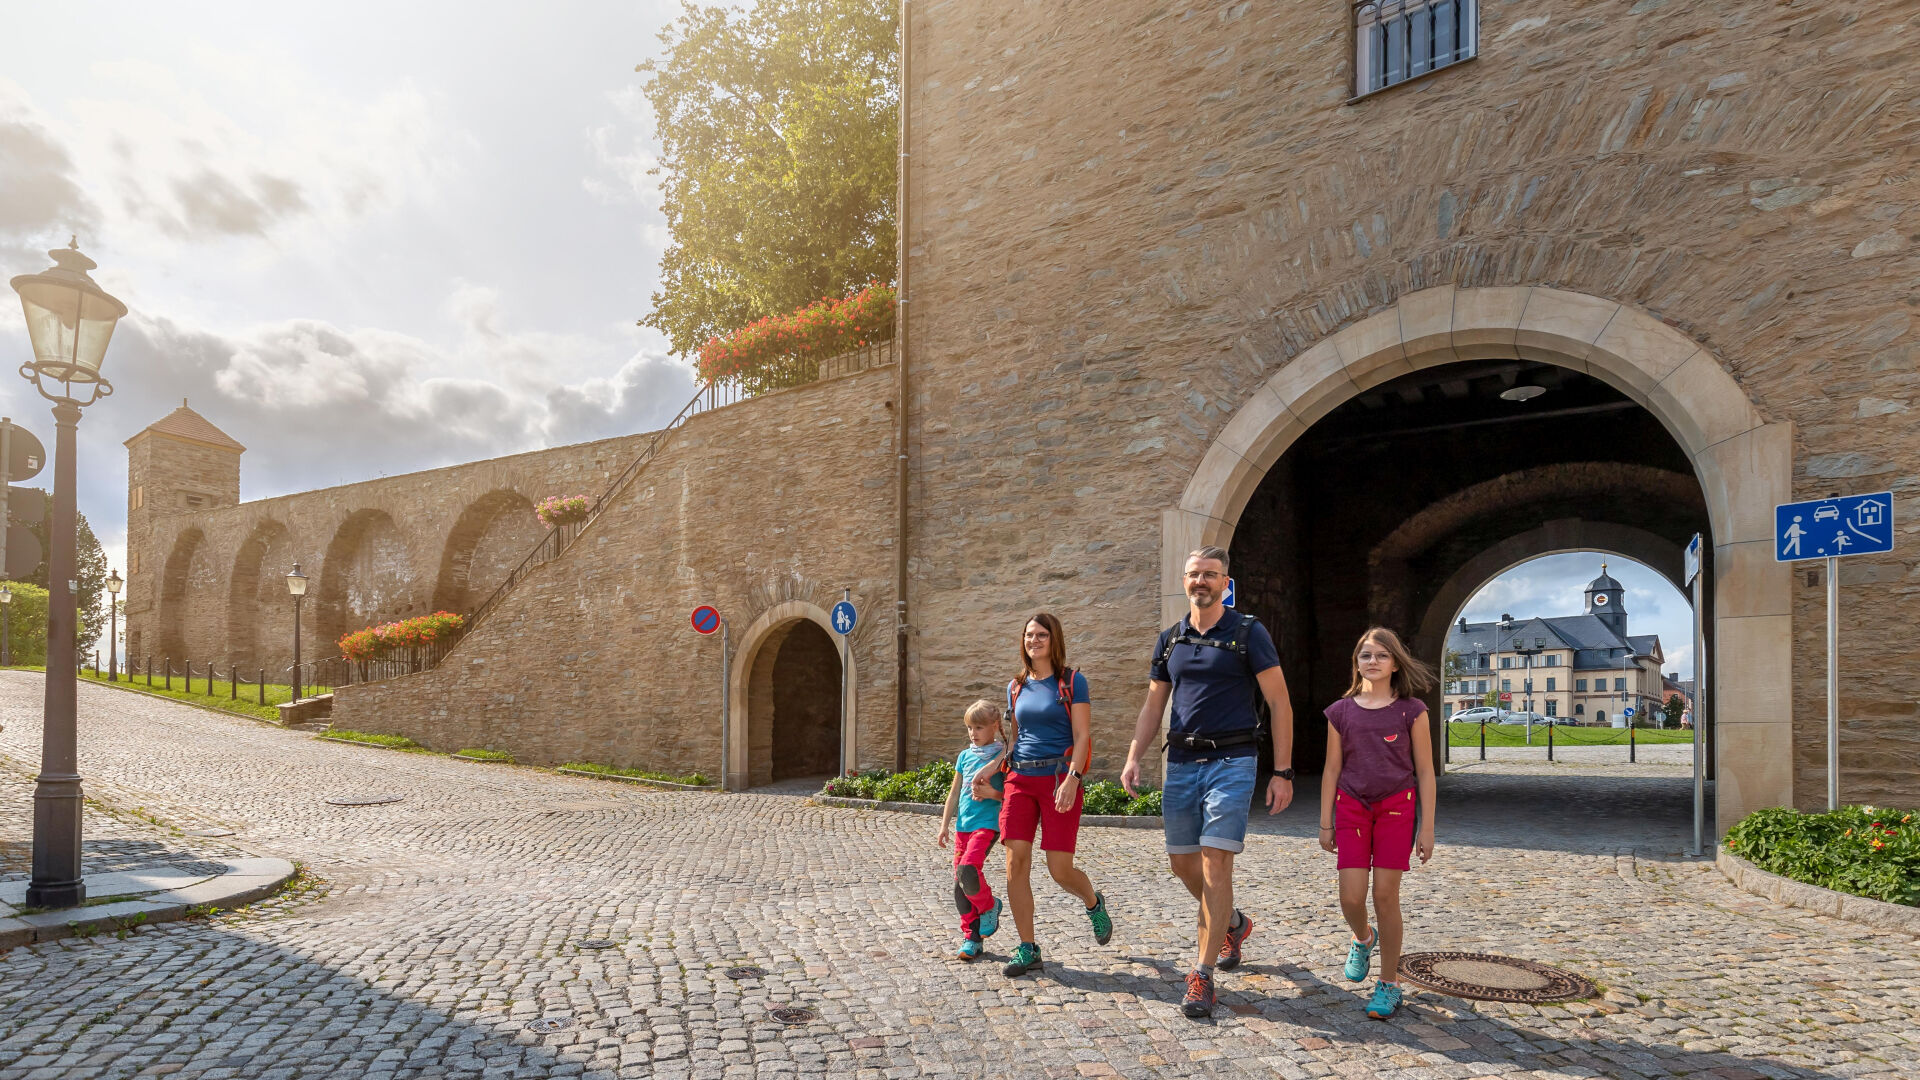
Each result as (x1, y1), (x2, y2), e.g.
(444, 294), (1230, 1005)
(15, 490), (107, 653)
(639, 0), (898, 357)
(1662, 694), (1687, 729)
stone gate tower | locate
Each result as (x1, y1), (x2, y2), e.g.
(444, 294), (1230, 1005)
(123, 400), (244, 659)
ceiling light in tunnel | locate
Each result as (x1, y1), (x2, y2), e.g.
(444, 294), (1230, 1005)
(1499, 384), (1547, 402)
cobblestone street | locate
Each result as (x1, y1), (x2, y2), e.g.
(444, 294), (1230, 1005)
(2, 673), (1917, 1080)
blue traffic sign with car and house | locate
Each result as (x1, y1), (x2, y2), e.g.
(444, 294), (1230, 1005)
(1776, 492), (1894, 561)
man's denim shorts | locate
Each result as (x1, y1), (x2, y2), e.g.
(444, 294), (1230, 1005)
(1162, 754), (1258, 854)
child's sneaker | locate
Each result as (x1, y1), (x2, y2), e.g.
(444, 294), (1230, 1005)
(1365, 979), (1402, 1019)
(978, 897), (1004, 939)
(1181, 970), (1216, 1019)
(1086, 891), (1113, 945)
(1343, 927), (1375, 982)
(1217, 910), (1253, 970)
(956, 934), (983, 961)
(1003, 942), (1043, 977)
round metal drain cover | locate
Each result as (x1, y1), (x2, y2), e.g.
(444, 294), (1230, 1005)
(185, 828), (236, 837)
(324, 794), (403, 806)
(525, 1016), (574, 1034)
(1398, 952), (1595, 1003)
(768, 1007), (814, 1025)
(577, 939), (617, 950)
(725, 966), (768, 980)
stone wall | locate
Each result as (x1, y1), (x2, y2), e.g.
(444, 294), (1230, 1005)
(326, 365), (900, 780)
(901, 0), (1919, 806)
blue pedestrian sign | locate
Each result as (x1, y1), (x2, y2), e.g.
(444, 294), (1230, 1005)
(830, 600), (858, 635)
(1775, 492), (1894, 561)
(1623, 707), (1636, 718)
(1222, 577), (1236, 609)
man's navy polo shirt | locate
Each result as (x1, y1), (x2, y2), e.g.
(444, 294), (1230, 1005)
(1149, 608), (1282, 763)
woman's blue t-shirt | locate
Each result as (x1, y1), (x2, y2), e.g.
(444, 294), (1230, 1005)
(1008, 670), (1091, 774)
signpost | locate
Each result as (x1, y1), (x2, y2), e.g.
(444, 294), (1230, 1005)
(691, 605), (727, 789)
(1775, 493), (1895, 811)
(1685, 532), (1705, 856)
(1221, 577), (1236, 609)
(832, 592), (856, 776)
(0, 419), (47, 582)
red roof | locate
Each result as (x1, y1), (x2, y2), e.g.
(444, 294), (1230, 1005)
(126, 400), (245, 452)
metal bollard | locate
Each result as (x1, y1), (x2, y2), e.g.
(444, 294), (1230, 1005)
(1547, 719), (1555, 762)
(1479, 719), (1486, 761)
(164, 658), (171, 691)
(258, 669), (266, 706)
(231, 664), (238, 700)
(1630, 720), (1636, 763)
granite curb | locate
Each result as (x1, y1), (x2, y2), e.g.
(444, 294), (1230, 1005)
(1717, 847), (1920, 936)
(0, 857), (298, 953)
(810, 794), (1163, 829)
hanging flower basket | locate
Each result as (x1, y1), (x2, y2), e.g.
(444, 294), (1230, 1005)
(535, 495), (592, 528)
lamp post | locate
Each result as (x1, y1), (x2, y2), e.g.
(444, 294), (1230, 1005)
(12, 239), (126, 910)
(106, 570), (122, 681)
(0, 586), (11, 667)
(286, 564), (307, 703)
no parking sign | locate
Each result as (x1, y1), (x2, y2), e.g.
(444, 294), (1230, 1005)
(690, 605), (721, 635)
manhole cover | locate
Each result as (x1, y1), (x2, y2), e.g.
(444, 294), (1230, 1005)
(768, 1007), (815, 1025)
(1398, 952), (1595, 1003)
(185, 828), (235, 837)
(324, 794), (403, 806)
(725, 966), (768, 980)
(578, 939), (617, 950)
(525, 1017), (574, 1034)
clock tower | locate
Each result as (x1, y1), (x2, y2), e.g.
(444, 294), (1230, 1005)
(1584, 563), (1628, 636)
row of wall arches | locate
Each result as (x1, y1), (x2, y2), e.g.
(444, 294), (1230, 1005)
(152, 488), (545, 670)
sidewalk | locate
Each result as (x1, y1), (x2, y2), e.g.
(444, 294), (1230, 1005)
(0, 855), (296, 951)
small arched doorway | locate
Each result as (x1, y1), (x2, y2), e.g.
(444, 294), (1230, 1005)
(744, 618), (843, 787)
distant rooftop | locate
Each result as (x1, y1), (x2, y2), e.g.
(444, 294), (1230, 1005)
(126, 399), (245, 453)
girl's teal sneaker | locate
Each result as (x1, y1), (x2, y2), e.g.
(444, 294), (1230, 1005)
(1343, 928), (1375, 982)
(1365, 979), (1402, 1019)
(979, 897), (1004, 939)
(956, 934), (983, 961)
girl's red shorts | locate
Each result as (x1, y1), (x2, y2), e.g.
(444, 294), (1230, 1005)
(1334, 786), (1417, 871)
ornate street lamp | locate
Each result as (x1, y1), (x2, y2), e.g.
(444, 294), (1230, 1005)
(11, 239), (126, 910)
(0, 586), (11, 667)
(106, 570), (122, 682)
(286, 563), (307, 703)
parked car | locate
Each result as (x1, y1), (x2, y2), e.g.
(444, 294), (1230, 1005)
(1453, 706), (1508, 724)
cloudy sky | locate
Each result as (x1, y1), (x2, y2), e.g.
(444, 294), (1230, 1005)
(0, 3), (1694, 677)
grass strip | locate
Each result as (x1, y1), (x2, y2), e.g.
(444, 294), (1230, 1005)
(318, 729), (424, 750)
(53, 667), (329, 725)
(1446, 722), (1693, 747)
(558, 761), (709, 786)
(454, 748), (514, 763)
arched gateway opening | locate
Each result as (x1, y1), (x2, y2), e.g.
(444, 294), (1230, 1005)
(729, 602), (852, 790)
(1168, 287), (1792, 834)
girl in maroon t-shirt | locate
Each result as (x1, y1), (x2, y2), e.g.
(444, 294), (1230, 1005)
(1318, 626), (1437, 1020)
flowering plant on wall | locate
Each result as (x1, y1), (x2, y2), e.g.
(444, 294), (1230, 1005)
(339, 611), (466, 661)
(535, 495), (592, 528)
(695, 280), (895, 385)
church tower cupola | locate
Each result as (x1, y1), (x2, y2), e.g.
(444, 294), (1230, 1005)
(1584, 562), (1627, 636)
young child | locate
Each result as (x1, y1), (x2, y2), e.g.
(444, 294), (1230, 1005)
(937, 699), (1008, 960)
(1319, 626), (1437, 1020)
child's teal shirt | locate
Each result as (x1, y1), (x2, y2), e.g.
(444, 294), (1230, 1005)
(955, 741), (1004, 834)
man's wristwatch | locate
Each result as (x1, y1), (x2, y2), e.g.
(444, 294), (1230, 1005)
(1274, 768), (1296, 781)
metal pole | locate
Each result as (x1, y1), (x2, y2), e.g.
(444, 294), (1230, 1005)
(1547, 710), (1555, 762)
(1630, 717), (1636, 763)
(1827, 555), (1838, 811)
(26, 401), (83, 909)
(720, 616), (731, 791)
(1692, 563), (1706, 855)
(107, 599), (117, 681)
(292, 596), (303, 704)
(1478, 718), (1485, 761)
(2, 603), (9, 666)
(0, 418), (11, 584)
(840, 587), (851, 777)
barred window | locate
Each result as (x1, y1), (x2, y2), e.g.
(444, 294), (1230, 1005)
(1353, 0), (1478, 97)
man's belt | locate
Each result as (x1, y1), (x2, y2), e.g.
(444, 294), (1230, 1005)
(1164, 728), (1262, 752)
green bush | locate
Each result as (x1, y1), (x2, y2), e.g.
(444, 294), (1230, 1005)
(0, 581), (50, 666)
(823, 765), (1160, 815)
(1724, 804), (1920, 907)
(1123, 789), (1163, 817)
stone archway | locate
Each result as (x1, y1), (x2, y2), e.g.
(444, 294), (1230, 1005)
(316, 509), (414, 652)
(1169, 286), (1792, 831)
(726, 601), (856, 791)
(157, 527), (213, 663)
(226, 519), (294, 672)
(430, 490), (542, 614)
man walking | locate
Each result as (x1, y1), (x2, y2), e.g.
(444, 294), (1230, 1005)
(1121, 546), (1294, 1018)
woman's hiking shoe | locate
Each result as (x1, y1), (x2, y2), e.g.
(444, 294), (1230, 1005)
(1365, 980), (1402, 1019)
(956, 935), (983, 961)
(1217, 910), (1253, 970)
(1343, 928), (1376, 982)
(1086, 891), (1113, 945)
(1003, 942), (1043, 977)
(978, 897), (1004, 939)
(1181, 970), (1216, 1019)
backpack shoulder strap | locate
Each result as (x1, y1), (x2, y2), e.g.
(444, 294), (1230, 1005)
(1157, 622), (1190, 667)
(1057, 667), (1077, 709)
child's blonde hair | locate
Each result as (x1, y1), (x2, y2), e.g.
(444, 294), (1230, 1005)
(964, 699), (1006, 744)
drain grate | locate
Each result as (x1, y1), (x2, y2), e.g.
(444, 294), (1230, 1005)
(768, 1007), (815, 1025)
(725, 966), (768, 980)
(1397, 952), (1595, 1003)
(324, 794), (403, 806)
(577, 939), (617, 950)
(525, 1016), (574, 1034)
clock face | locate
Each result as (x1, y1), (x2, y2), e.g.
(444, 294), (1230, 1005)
(1593, 594), (1609, 606)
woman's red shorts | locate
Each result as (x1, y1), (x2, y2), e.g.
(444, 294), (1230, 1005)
(999, 771), (1083, 853)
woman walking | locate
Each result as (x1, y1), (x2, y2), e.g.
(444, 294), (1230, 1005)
(980, 612), (1114, 976)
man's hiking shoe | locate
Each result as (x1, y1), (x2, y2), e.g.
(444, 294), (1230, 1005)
(1343, 928), (1376, 982)
(1086, 891), (1113, 945)
(1003, 942), (1043, 977)
(1181, 970), (1216, 1019)
(1217, 910), (1252, 970)
(956, 935), (983, 961)
(1365, 980), (1402, 1019)
(978, 897), (1004, 940)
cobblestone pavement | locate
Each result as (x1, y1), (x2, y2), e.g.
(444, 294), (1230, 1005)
(1, 672), (1917, 1080)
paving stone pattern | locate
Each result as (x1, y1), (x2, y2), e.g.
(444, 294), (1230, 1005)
(2, 674), (1917, 1079)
